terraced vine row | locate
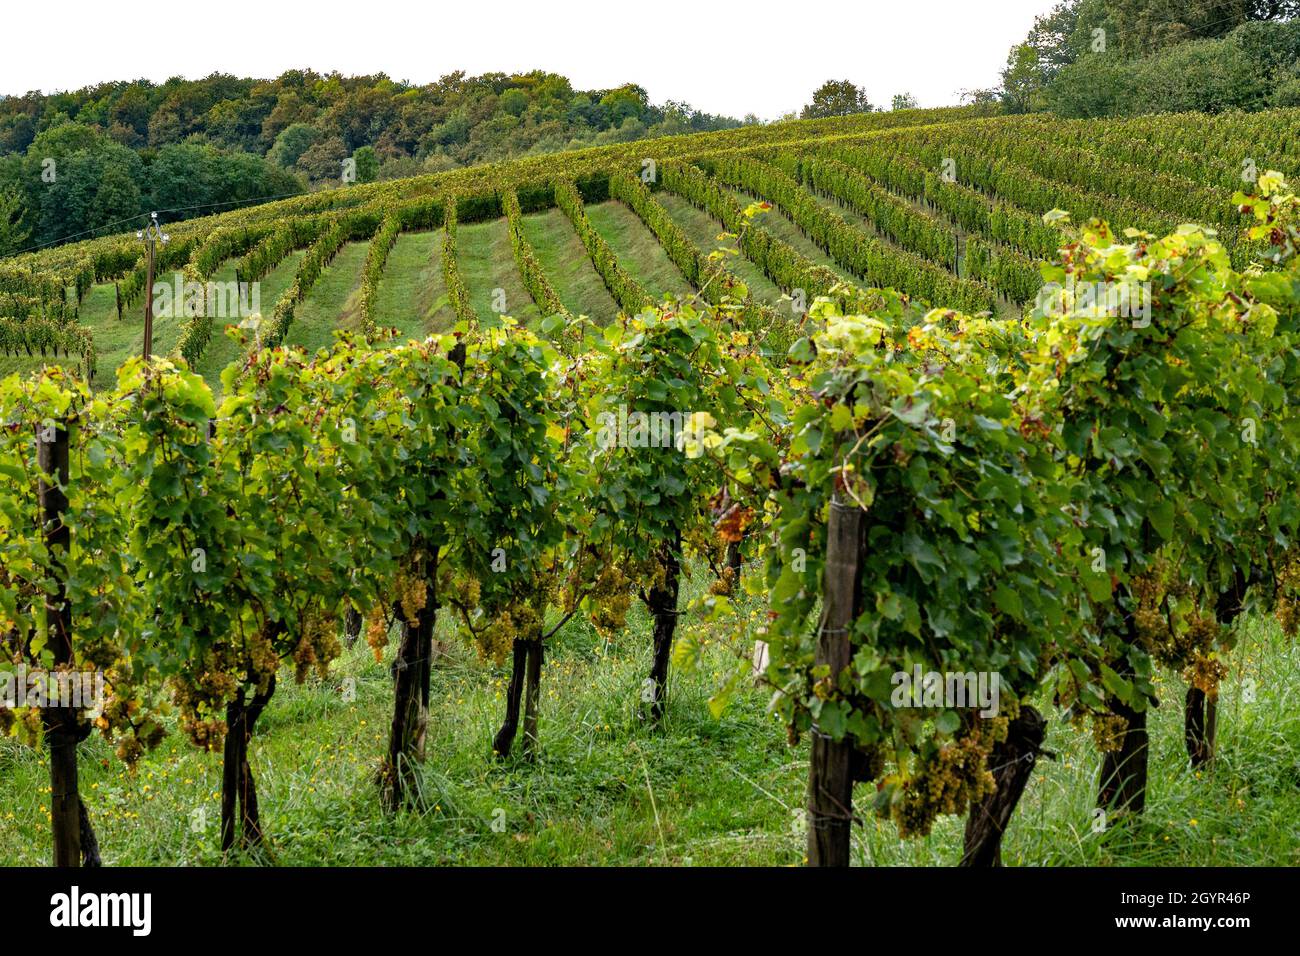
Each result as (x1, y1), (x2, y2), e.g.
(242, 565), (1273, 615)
(503, 188), (570, 324)
(358, 213), (403, 340)
(442, 197), (476, 326)
(7, 106), (1300, 390)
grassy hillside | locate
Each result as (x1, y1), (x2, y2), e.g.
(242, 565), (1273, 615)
(3, 569), (1296, 866)
(6, 104), (1299, 391)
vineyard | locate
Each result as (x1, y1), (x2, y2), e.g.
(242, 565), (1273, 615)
(3, 103), (1300, 867)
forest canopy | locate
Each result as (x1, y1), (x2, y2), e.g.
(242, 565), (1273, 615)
(999, 0), (1300, 116)
(0, 69), (747, 254)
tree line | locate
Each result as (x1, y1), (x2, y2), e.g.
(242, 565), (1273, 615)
(0, 69), (748, 256)
(998, 0), (1300, 117)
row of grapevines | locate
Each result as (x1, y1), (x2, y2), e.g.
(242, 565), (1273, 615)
(704, 154), (997, 314)
(187, 223), (276, 283)
(1097, 110), (1299, 184)
(772, 152), (958, 268)
(1002, 115), (1269, 191)
(235, 217), (325, 286)
(940, 123), (1238, 239)
(884, 129), (1188, 244)
(825, 142), (1063, 261)
(0, 317), (95, 377)
(660, 159), (893, 317)
(441, 197), (477, 325)
(0, 264), (75, 330)
(608, 169), (792, 350)
(785, 144), (1048, 306)
(9, 174), (1300, 869)
(357, 211), (403, 341)
(553, 179), (651, 315)
(502, 187), (570, 322)
(394, 195), (444, 231)
(698, 178), (1299, 863)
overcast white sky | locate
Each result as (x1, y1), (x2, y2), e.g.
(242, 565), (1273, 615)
(1, 0), (1053, 119)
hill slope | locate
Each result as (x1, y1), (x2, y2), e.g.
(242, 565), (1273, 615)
(3, 104), (1299, 390)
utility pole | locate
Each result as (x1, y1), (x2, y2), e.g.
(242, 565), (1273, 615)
(136, 212), (169, 361)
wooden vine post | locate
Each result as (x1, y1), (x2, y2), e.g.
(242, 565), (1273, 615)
(806, 494), (864, 867)
(137, 213), (169, 361)
(38, 418), (81, 867)
(1184, 687), (1217, 767)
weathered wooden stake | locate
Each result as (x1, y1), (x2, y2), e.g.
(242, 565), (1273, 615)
(39, 419), (80, 867)
(1184, 687), (1218, 768)
(806, 495), (864, 867)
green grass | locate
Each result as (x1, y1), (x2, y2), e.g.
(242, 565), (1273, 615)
(191, 254), (304, 393)
(371, 230), (455, 340)
(283, 242), (370, 355)
(458, 218), (541, 326)
(0, 284), (135, 385)
(82, 283), (139, 380)
(730, 188), (858, 285)
(2, 568), (1296, 866)
(655, 191), (788, 308)
(520, 208), (620, 322)
(585, 201), (695, 302)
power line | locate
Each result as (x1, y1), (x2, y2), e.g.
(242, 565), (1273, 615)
(3, 188), (311, 261)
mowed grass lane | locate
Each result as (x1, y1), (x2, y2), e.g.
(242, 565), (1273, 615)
(458, 218), (540, 326)
(585, 201), (694, 303)
(371, 230), (455, 340)
(191, 252), (304, 393)
(520, 208), (620, 323)
(282, 242), (370, 355)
